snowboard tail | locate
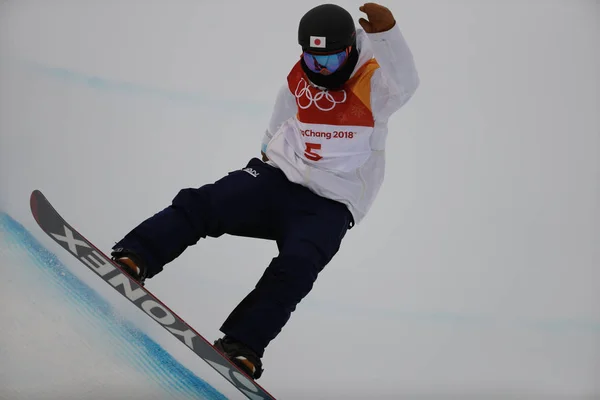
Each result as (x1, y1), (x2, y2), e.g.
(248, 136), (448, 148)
(29, 189), (276, 400)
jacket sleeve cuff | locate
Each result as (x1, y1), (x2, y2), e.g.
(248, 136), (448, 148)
(261, 132), (270, 153)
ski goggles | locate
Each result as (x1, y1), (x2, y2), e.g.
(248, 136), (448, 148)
(302, 47), (351, 75)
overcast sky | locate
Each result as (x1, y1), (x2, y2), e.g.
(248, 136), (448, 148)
(1, 1), (598, 399)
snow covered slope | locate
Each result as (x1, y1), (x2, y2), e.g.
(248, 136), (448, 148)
(0, 211), (242, 400)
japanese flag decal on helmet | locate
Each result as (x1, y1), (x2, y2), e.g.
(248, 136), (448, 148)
(298, 4), (356, 52)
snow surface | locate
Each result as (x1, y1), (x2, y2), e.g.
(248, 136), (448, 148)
(0, 212), (236, 400)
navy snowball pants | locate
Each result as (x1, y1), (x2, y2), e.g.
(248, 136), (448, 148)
(112, 158), (352, 357)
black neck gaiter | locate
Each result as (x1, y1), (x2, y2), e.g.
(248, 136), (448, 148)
(300, 45), (359, 90)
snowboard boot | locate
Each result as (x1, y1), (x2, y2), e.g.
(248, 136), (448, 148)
(110, 248), (148, 286)
(214, 336), (264, 380)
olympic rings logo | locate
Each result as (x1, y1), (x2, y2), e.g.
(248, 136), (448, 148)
(294, 78), (347, 112)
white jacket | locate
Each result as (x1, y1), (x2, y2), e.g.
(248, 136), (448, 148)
(262, 24), (419, 224)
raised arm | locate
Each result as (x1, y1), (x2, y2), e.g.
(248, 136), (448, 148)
(361, 3), (420, 118)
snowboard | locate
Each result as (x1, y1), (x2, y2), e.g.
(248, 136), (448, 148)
(29, 189), (276, 400)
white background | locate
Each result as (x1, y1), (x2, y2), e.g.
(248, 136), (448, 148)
(1, 1), (598, 399)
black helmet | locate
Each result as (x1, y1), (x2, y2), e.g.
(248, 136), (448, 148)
(298, 4), (356, 53)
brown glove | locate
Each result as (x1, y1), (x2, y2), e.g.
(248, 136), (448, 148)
(358, 3), (396, 34)
(261, 151), (269, 162)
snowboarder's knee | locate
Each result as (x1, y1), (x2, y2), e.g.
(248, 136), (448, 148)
(257, 255), (322, 301)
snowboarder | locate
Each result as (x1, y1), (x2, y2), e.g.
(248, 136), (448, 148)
(111, 2), (419, 380)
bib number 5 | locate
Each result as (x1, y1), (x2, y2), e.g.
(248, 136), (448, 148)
(304, 142), (323, 161)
